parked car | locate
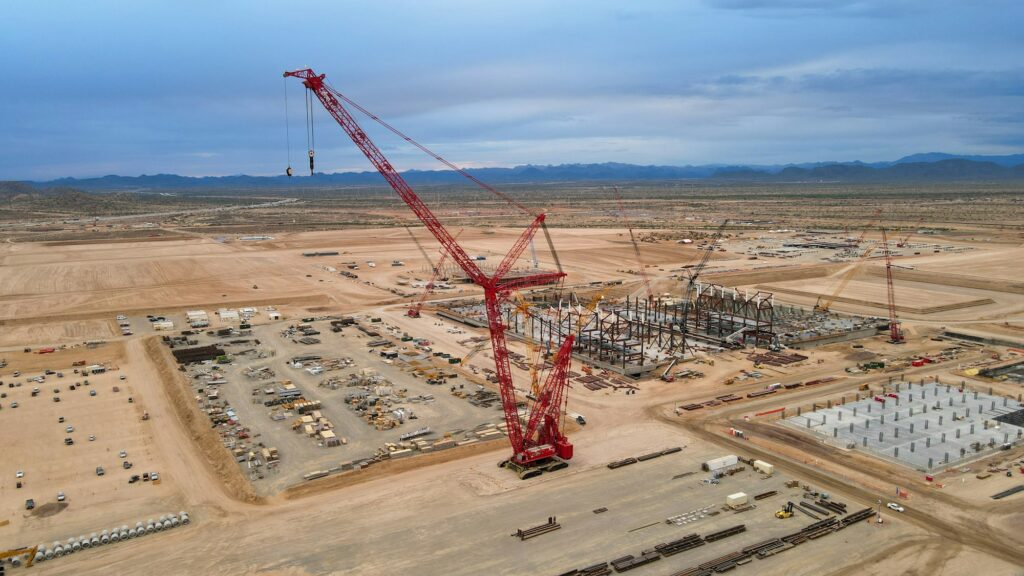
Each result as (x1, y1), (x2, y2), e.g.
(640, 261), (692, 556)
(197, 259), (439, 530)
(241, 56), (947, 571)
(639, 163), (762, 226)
(887, 502), (905, 512)
(123, 461), (133, 470)
(15, 470), (24, 478)
(96, 467), (104, 476)
(25, 499), (35, 510)
(10, 402), (17, 408)
(119, 450), (127, 458)
(90, 389), (97, 397)
(65, 425), (74, 433)
(56, 491), (66, 502)
(150, 472), (159, 481)
(88, 435), (96, 441)
(64, 437), (74, 446)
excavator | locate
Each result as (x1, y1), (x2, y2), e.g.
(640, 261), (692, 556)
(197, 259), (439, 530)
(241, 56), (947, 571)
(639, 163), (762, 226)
(0, 545), (39, 567)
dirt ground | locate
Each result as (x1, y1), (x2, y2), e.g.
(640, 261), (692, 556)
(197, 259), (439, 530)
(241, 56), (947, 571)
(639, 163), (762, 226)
(0, 221), (1022, 575)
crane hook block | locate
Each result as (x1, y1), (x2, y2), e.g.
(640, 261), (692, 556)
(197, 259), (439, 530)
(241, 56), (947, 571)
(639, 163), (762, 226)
(286, 166), (293, 178)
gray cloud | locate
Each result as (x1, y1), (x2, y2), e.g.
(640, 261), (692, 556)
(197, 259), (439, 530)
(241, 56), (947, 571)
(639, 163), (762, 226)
(1, 0), (1022, 178)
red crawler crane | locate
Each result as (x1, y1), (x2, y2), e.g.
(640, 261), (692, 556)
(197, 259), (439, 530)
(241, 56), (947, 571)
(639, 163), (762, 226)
(285, 68), (574, 478)
(880, 228), (904, 344)
(407, 248), (450, 318)
(896, 218), (922, 248)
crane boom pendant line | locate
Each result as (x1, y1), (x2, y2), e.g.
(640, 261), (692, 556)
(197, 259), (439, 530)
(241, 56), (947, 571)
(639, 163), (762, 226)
(284, 68), (574, 472)
(284, 77), (293, 177)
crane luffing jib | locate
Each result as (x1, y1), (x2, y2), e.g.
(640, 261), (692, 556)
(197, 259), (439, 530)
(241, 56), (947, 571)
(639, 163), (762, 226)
(689, 219), (729, 284)
(285, 68), (570, 463)
(405, 226), (435, 269)
(816, 245), (876, 312)
(409, 246), (451, 317)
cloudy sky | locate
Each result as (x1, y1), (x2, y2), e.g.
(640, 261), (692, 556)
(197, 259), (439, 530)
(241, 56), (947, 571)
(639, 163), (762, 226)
(2, 0), (1022, 179)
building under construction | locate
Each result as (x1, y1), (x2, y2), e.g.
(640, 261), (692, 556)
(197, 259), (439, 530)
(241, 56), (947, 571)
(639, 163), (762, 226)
(440, 281), (777, 376)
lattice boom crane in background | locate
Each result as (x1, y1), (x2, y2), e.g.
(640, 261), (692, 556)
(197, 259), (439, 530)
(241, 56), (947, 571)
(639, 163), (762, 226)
(285, 68), (575, 478)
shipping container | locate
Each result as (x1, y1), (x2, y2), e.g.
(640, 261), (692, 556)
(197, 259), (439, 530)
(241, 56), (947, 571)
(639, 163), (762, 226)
(702, 454), (739, 472)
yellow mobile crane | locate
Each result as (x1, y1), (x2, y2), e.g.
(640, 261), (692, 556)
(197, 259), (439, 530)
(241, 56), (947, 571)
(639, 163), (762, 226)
(814, 245), (876, 313)
(0, 545), (39, 567)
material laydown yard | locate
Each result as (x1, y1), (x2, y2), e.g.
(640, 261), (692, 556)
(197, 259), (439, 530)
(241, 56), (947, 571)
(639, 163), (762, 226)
(0, 214), (1022, 575)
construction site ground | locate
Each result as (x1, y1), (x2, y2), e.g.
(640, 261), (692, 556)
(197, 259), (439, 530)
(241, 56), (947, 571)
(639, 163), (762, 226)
(0, 223), (1022, 575)
(199, 321), (507, 494)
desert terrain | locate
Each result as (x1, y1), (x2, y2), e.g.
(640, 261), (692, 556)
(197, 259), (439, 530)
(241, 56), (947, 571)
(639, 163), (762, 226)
(0, 184), (1022, 576)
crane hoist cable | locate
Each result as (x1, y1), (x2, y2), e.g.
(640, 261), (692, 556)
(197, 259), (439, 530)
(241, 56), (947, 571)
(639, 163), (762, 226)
(284, 77), (293, 177)
(305, 88), (316, 175)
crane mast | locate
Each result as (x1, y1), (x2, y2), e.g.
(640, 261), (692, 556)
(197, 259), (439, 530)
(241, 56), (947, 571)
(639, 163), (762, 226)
(677, 220), (728, 354)
(285, 68), (573, 477)
(613, 187), (653, 301)
(880, 228), (904, 344)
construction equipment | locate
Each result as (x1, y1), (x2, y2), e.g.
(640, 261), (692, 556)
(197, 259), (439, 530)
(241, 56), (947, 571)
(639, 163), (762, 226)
(814, 245), (876, 313)
(775, 502), (794, 519)
(286, 68), (575, 478)
(511, 291), (545, 398)
(880, 228), (904, 344)
(0, 545), (39, 567)
(852, 208), (882, 245)
(896, 218), (923, 247)
(408, 230), (461, 318)
(814, 215), (884, 311)
(613, 187), (653, 301)
(677, 220), (728, 353)
(660, 358), (678, 382)
(405, 226), (436, 270)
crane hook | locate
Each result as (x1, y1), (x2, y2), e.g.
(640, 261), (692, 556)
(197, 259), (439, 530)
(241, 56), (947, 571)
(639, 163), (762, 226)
(286, 166), (293, 178)
(308, 149), (315, 175)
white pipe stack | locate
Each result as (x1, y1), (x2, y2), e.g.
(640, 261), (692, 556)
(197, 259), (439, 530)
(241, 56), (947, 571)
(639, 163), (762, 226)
(26, 510), (188, 565)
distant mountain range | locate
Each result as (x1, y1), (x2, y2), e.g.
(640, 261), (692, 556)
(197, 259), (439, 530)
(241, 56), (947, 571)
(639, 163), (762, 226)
(24, 152), (1024, 191)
